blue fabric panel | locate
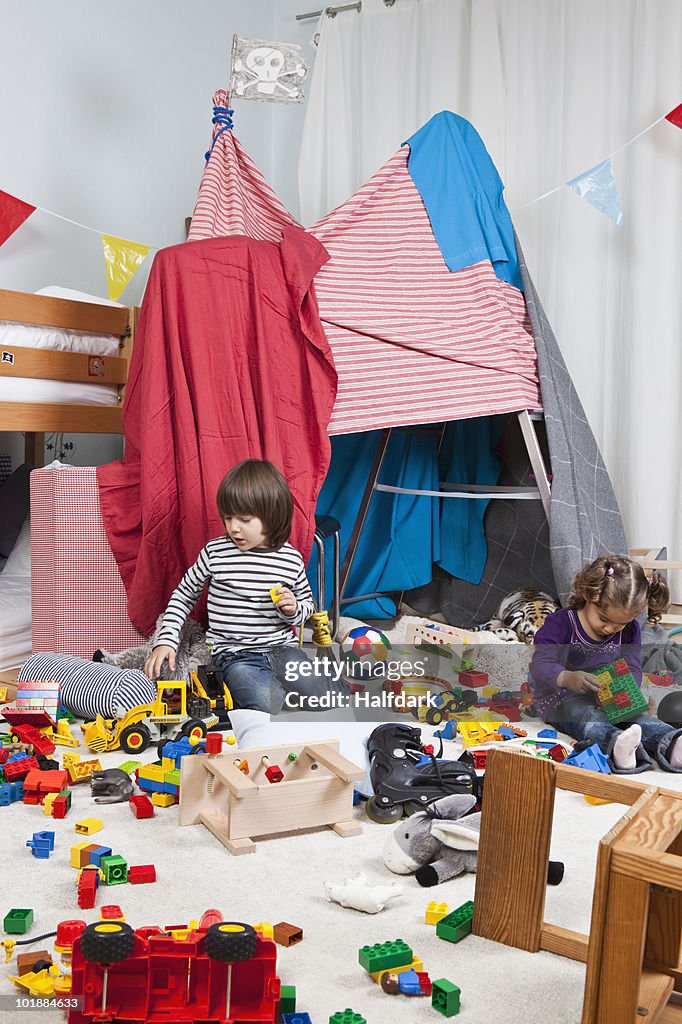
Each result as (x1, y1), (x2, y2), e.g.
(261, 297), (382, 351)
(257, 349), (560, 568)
(404, 111), (522, 291)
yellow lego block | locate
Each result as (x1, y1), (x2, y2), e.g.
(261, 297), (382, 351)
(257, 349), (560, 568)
(43, 793), (58, 816)
(254, 922), (274, 938)
(0, 687), (6, 702)
(370, 957), (424, 984)
(151, 792), (177, 807)
(269, 585), (283, 603)
(139, 763), (166, 784)
(425, 901), (449, 925)
(481, 685), (500, 699)
(76, 865), (104, 884)
(75, 818), (103, 836)
(70, 842), (92, 868)
(457, 721), (502, 747)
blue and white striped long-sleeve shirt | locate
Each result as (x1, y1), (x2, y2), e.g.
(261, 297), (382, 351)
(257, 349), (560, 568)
(154, 535), (316, 654)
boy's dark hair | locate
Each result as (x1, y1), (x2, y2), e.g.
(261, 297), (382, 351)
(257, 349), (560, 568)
(216, 459), (293, 549)
(569, 553), (670, 625)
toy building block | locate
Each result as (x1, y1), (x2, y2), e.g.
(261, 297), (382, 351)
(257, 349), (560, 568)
(77, 869), (99, 910)
(0, 780), (24, 806)
(369, 956), (424, 984)
(99, 854), (128, 885)
(282, 1016), (310, 1024)
(436, 901), (474, 943)
(329, 1012), (366, 1024)
(99, 905), (125, 921)
(128, 864), (156, 884)
(273, 922), (303, 947)
(17, 950), (52, 976)
(358, 939), (412, 973)
(279, 985), (297, 1015)
(548, 744), (570, 763)
(417, 972), (432, 996)
(26, 830), (55, 859)
(457, 670), (488, 688)
(64, 755), (102, 785)
(432, 978), (461, 1017)
(129, 794), (154, 818)
(562, 743), (611, 775)
(3, 909), (33, 934)
(75, 818), (103, 836)
(116, 760), (142, 775)
(434, 721), (457, 741)
(5, 756), (39, 783)
(594, 659), (648, 724)
(151, 792), (177, 807)
(472, 751), (488, 771)
(88, 845), (113, 868)
(425, 901), (449, 924)
(255, 921), (274, 938)
(538, 728), (558, 739)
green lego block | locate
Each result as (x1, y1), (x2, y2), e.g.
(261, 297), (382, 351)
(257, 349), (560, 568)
(595, 660), (648, 724)
(432, 978), (461, 1017)
(3, 908), (34, 934)
(116, 760), (142, 775)
(329, 1011), (366, 1024)
(99, 854), (128, 885)
(279, 986), (297, 1017)
(436, 901), (474, 943)
(358, 938), (412, 973)
(164, 768), (181, 787)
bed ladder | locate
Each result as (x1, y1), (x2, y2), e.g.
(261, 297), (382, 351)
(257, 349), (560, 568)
(337, 409), (551, 616)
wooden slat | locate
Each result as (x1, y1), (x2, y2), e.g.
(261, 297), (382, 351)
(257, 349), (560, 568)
(619, 795), (682, 855)
(611, 849), (682, 891)
(0, 402), (123, 433)
(0, 345), (128, 384)
(659, 1002), (682, 1024)
(473, 748), (556, 951)
(595, 870), (651, 1022)
(204, 760), (258, 798)
(555, 762), (650, 805)
(637, 970), (675, 1024)
(0, 287), (132, 336)
(302, 743), (367, 783)
(540, 923), (589, 962)
(24, 432), (45, 467)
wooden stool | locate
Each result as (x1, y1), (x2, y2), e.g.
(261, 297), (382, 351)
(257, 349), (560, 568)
(473, 747), (682, 1024)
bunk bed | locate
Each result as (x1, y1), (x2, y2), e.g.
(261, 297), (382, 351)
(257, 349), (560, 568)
(0, 286), (138, 465)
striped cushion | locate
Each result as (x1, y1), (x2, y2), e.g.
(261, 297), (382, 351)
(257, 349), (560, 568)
(18, 653), (155, 720)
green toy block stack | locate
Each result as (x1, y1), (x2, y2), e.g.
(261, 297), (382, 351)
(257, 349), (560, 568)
(594, 659), (648, 724)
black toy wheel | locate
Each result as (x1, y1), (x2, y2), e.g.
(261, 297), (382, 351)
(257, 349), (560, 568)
(425, 708), (443, 726)
(181, 719), (208, 743)
(156, 736), (172, 760)
(365, 795), (403, 824)
(205, 922), (257, 961)
(80, 921), (135, 964)
(119, 722), (151, 754)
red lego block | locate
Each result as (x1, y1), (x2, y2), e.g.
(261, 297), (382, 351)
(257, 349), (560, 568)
(473, 750), (488, 770)
(548, 744), (569, 763)
(613, 659), (629, 677)
(23, 768), (69, 804)
(128, 864), (156, 884)
(265, 765), (284, 784)
(5, 756), (40, 783)
(52, 794), (70, 819)
(613, 692), (631, 708)
(77, 869), (98, 910)
(458, 670), (489, 688)
(100, 905), (124, 921)
(129, 795), (155, 819)
(416, 971), (432, 996)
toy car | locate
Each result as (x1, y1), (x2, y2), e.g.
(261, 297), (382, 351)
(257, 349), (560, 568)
(66, 910), (281, 1023)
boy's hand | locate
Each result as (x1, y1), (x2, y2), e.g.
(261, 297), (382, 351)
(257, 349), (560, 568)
(274, 586), (298, 617)
(558, 670), (601, 695)
(144, 645), (176, 680)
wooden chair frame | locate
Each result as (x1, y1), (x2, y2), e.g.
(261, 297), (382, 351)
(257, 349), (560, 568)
(630, 547), (682, 628)
(473, 747), (682, 1024)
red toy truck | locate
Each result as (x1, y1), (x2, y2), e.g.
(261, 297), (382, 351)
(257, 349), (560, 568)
(66, 910), (282, 1024)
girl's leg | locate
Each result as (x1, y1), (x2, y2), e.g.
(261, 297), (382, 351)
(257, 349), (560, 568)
(547, 694), (652, 774)
(213, 652), (284, 714)
(630, 716), (682, 772)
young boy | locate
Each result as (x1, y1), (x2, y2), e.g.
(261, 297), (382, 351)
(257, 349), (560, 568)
(145, 459), (346, 714)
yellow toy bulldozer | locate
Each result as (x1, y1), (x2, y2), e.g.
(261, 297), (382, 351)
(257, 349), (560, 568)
(81, 681), (218, 754)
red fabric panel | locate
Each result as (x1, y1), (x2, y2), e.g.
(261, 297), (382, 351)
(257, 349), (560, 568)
(97, 226), (337, 636)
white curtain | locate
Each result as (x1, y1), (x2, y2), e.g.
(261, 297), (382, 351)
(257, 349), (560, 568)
(298, 0), (682, 591)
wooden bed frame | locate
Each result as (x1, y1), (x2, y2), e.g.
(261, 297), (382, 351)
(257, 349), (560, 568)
(0, 288), (138, 466)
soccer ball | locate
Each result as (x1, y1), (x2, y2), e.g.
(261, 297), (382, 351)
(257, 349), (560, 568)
(340, 625), (391, 680)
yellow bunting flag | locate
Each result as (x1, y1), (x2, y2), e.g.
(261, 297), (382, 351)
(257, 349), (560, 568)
(101, 234), (150, 301)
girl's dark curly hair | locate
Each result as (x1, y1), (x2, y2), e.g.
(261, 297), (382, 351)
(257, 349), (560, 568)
(569, 554), (669, 625)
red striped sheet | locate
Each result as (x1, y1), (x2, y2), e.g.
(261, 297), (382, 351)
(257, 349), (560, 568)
(189, 90), (542, 433)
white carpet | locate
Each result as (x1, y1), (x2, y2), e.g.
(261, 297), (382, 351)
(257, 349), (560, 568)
(3, 714), (682, 1024)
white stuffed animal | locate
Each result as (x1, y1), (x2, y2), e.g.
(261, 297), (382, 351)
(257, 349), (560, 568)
(323, 872), (402, 914)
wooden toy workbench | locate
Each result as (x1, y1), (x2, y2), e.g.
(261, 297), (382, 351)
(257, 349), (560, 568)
(179, 739), (365, 855)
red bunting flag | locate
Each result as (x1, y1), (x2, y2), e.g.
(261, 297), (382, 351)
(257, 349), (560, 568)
(0, 190), (36, 246)
(665, 103), (682, 129)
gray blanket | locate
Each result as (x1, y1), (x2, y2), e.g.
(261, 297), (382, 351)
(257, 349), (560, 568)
(408, 238), (628, 623)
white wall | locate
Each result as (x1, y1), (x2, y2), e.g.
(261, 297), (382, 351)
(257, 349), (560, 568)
(0, 0), (283, 466)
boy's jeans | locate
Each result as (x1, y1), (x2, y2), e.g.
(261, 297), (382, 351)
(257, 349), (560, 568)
(213, 646), (348, 715)
(547, 692), (682, 773)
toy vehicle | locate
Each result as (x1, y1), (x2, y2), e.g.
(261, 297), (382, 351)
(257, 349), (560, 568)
(190, 664), (233, 725)
(81, 681), (219, 754)
(66, 910), (281, 1024)
(6, 722), (56, 757)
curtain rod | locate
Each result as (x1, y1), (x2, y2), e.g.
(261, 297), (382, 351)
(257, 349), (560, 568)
(296, 0), (397, 22)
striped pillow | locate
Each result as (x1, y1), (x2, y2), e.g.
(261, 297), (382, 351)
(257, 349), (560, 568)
(18, 653), (155, 720)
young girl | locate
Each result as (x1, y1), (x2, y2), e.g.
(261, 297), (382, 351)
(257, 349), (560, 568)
(144, 459), (346, 714)
(530, 554), (682, 773)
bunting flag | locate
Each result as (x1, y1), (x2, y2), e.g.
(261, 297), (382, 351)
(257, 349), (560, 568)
(567, 158), (624, 227)
(101, 234), (151, 301)
(665, 102), (682, 129)
(0, 190), (36, 246)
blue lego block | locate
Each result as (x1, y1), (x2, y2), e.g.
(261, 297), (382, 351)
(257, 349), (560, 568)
(497, 727), (517, 740)
(161, 781), (180, 796)
(7, 751), (29, 764)
(434, 721), (457, 741)
(563, 743), (611, 774)
(398, 969), (424, 995)
(353, 789), (361, 805)
(26, 830), (55, 858)
(89, 845), (113, 867)
(538, 728), (558, 739)
(0, 781), (24, 805)
(282, 1014), (313, 1024)
(136, 777), (165, 794)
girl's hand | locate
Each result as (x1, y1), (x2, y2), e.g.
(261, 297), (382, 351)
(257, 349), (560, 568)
(558, 670), (601, 695)
(275, 586), (298, 617)
(144, 644), (176, 680)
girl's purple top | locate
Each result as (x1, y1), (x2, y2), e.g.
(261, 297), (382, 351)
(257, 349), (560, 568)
(529, 606), (642, 717)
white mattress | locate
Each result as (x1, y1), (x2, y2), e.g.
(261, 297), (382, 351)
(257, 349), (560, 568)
(0, 520), (31, 671)
(0, 285), (124, 406)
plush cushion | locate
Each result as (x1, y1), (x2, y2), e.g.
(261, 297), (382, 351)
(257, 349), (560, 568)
(0, 463), (31, 571)
(229, 708), (373, 796)
(2, 517), (30, 577)
(18, 653), (155, 720)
